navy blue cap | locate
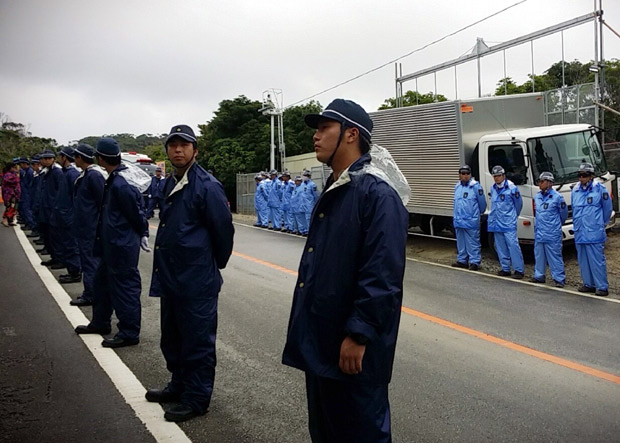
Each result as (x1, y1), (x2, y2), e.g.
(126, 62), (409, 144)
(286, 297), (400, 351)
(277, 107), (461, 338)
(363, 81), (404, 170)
(31, 154), (40, 163)
(165, 124), (197, 146)
(75, 144), (95, 159)
(59, 146), (75, 160)
(304, 99), (373, 141)
(17, 157), (30, 164)
(39, 149), (56, 159)
(95, 137), (121, 157)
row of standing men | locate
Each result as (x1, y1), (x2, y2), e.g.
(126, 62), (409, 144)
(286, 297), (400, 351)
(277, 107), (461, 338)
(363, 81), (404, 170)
(253, 168), (319, 235)
(453, 163), (612, 296)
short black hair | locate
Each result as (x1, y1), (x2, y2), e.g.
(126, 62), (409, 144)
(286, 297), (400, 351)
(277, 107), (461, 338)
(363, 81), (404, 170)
(96, 154), (121, 166)
(360, 136), (370, 155)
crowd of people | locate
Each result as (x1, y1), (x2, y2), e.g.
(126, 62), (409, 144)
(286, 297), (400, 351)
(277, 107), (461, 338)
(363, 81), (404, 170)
(253, 168), (319, 235)
(453, 162), (613, 296)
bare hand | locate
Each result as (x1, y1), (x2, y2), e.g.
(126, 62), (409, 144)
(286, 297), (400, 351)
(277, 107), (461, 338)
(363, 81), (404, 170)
(339, 336), (366, 375)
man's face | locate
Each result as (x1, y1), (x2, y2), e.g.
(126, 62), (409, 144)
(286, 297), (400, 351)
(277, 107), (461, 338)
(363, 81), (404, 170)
(40, 157), (54, 167)
(282, 176), (290, 182)
(155, 170), (162, 178)
(578, 172), (592, 186)
(58, 155), (68, 167)
(313, 119), (342, 164)
(166, 138), (195, 168)
(32, 163), (40, 171)
(459, 171), (471, 182)
(493, 174), (504, 185)
(20, 162), (28, 170)
(295, 179), (302, 186)
(539, 179), (552, 191)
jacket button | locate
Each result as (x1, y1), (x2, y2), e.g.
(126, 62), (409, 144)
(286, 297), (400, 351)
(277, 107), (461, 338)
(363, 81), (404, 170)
(161, 223), (165, 227)
(308, 247), (314, 253)
(299, 282), (304, 288)
(318, 213), (324, 218)
(155, 246), (159, 250)
(155, 268), (159, 273)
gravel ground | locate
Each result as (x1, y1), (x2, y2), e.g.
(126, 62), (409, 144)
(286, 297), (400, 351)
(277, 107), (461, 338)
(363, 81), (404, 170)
(233, 213), (620, 300)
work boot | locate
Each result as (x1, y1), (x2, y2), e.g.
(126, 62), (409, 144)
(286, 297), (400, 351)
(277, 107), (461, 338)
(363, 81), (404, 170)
(577, 285), (596, 293)
(41, 259), (59, 267)
(529, 277), (545, 284)
(59, 273), (82, 284)
(468, 263), (480, 271)
(553, 280), (565, 288)
(512, 271), (524, 280)
(594, 289), (609, 297)
(451, 261), (468, 269)
(497, 270), (511, 277)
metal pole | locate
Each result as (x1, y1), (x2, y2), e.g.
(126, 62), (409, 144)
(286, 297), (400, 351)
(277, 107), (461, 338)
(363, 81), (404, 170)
(415, 78), (419, 105)
(593, 0), (600, 127)
(531, 40), (535, 92)
(599, 0), (605, 134)
(561, 30), (565, 124)
(561, 31), (566, 87)
(395, 63), (399, 108)
(503, 49), (507, 95)
(454, 65), (458, 99)
(434, 72), (437, 101)
(270, 114), (275, 171)
(477, 55), (481, 98)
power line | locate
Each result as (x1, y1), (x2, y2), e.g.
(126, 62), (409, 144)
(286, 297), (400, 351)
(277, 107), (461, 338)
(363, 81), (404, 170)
(286, 0), (528, 108)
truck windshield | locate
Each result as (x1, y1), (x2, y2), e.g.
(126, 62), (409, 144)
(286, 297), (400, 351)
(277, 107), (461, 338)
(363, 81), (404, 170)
(527, 130), (607, 183)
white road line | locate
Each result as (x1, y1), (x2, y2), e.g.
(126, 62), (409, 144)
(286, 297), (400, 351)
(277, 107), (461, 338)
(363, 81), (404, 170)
(406, 257), (620, 304)
(14, 228), (192, 443)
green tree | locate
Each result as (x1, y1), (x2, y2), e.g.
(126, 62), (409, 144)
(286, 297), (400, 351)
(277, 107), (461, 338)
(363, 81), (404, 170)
(282, 100), (322, 158)
(379, 91), (448, 110)
(0, 117), (57, 165)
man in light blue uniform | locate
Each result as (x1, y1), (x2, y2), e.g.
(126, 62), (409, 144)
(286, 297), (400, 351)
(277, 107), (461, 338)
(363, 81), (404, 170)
(301, 170), (319, 235)
(280, 171), (295, 232)
(452, 165), (487, 271)
(488, 165), (524, 279)
(267, 169), (282, 230)
(530, 172), (568, 287)
(571, 162), (613, 296)
(291, 175), (305, 235)
(253, 173), (265, 227)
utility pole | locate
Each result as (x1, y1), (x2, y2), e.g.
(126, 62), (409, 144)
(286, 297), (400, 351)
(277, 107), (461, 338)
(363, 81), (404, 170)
(258, 89), (285, 171)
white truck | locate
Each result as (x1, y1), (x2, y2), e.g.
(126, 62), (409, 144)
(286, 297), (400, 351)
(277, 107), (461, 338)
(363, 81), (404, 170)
(369, 93), (617, 244)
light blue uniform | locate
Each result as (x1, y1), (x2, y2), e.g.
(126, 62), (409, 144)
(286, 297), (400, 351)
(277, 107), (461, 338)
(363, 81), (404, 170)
(257, 178), (270, 227)
(254, 179), (268, 226)
(267, 178), (283, 229)
(453, 178), (487, 266)
(280, 179), (295, 231)
(291, 181), (305, 234)
(488, 179), (524, 273)
(571, 180), (613, 291)
(533, 188), (568, 283)
(300, 179), (319, 230)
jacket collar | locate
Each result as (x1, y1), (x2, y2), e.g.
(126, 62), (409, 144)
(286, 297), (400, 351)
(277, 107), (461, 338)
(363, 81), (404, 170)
(168, 162), (196, 198)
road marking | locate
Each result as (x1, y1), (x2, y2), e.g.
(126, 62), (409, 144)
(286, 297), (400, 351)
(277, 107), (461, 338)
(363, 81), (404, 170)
(231, 249), (620, 386)
(13, 228), (191, 443)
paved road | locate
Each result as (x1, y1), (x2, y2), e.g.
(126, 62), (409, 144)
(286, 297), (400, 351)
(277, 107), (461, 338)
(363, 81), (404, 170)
(2, 217), (620, 442)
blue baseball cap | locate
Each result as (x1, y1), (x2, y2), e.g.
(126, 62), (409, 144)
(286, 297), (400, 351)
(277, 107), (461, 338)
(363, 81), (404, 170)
(40, 149), (56, 159)
(59, 146), (75, 160)
(75, 143), (95, 159)
(31, 154), (40, 164)
(165, 124), (197, 146)
(304, 99), (373, 141)
(96, 137), (121, 157)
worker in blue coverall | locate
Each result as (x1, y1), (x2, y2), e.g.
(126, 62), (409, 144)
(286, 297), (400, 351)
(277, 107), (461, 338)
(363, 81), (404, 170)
(452, 164), (487, 271)
(26, 155), (42, 238)
(301, 170), (319, 233)
(282, 99), (409, 442)
(69, 144), (107, 307)
(51, 146), (82, 284)
(530, 172), (568, 287)
(280, 171), (295, 232)
(17, 158), (35, 230)
(253, 173), (264, 226)
(145, 124), (234, 423)
(38, 150), (64, 268)
(146, 167), (166, 219)
(75, 137), (149, 349)
(256, 171), (270, 227)
(571, 162), (613, 296)
(267, 169), (282, 230)
(291, 175), (305, 234)
(488, 165), (525, 279)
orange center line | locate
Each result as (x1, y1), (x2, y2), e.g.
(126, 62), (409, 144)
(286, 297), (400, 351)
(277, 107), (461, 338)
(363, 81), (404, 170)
(232, 250), (620, 386)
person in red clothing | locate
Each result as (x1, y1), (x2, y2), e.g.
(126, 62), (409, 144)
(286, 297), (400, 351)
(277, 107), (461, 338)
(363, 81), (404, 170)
(2, 162), (21, 227)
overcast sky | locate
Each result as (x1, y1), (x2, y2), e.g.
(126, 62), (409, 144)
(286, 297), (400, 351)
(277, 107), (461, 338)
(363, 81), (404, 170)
(1, 0), (619, 145)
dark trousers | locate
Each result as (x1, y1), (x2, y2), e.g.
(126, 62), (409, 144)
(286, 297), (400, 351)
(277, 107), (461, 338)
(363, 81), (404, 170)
(90, 262), (142, 339)
(160, 295), (218, 414)
(39, 222), (54, 257)
(53, 225), (81, 274)
(305, 373), (392, 443)
(146, 197), (164, 218)
(78, 239), (100, 302)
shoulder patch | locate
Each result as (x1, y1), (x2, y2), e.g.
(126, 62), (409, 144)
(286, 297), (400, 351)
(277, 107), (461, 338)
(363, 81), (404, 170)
(478, 188), (483, 196)
(561, 202), (566, 209)
(514, 191), (521, 199)
(603, 193), (609, 200)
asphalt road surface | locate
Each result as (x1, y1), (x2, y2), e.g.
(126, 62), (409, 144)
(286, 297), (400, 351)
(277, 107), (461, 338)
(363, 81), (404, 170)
(1, 216), (619, 442)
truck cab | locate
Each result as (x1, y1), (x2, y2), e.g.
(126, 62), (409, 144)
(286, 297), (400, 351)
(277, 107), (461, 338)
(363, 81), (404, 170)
(477, 124), (616, 243)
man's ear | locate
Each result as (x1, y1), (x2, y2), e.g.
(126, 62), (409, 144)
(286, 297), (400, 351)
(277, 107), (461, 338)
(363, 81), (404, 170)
(346, 127), (360, 143)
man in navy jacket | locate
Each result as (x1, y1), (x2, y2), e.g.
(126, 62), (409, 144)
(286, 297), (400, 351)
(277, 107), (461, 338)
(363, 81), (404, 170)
(75, 138), (149, 348)
(70, 144), (107, 306)
(282, 99), (409, 442)
(146, 167), (166, 219)
(145, 125), (234, 423)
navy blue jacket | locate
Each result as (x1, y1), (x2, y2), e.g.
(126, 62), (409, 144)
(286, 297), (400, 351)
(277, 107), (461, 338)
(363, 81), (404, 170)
(74, 166), (106, 241)
(94, 164), (148, 270)
(282, 154), (409, 384)
(148, 176), (166, 199)
(149, 162), (234, 298)
(50, 165), (80, 227)
(38, 164), (63, 223)
(20, 167), (34, 205)
(31, 170), (44, 219)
